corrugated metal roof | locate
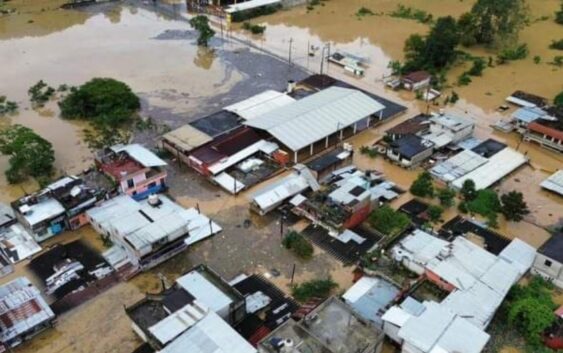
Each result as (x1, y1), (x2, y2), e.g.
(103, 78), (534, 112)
(343, 276), (399, 326)
(111, 144), (167, 167)
(224, 90), (295, 121)
(244, 87), (384, 151)
(398, 301), (455, 352)
(21, 198), (66, 227)
(430, 149), (488, 183)
(541, 170), (563, 196)
(176, 272), (234, 315)
(498, 238), (536, 275)
(432, 316), (489, 353)
(158, 310), (256, 353)
(149, 301), (207, 345)
(0, 224), (41, 264)
(163, 125), (212, 153)
(511, 107), (546, 123)
(452, 147), (527, 190)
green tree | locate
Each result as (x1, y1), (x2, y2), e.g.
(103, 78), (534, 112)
(468, 58), (486, 76)
(460, 179), (477, 201)
(437, 188), (456, 207)
(403, 17), (460, 72)
(369, 206), (410, 236)
(189, 15), (215, 47)
(464, 0), (529, 47)
(282, 231), (314, 259)
(59, 78), (140, 127)
(500, 191), (530, 222)
(555, 91), (563, 107)
(556, 1), (563, 25)
(506, 277), (556, 346)
(410, 171), (434, 197)
(427, 205), (444, 223)
(466, 189), (501, 220)
(0, 125), (55, 184)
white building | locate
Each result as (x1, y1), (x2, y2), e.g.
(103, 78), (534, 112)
(87, 195), (221, 271)
(420, 114), (475, 149)
(532, 232), (563, 288)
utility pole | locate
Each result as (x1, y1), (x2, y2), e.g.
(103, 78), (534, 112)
(288, 38), (293, 66)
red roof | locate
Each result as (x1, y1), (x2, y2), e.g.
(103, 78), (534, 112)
(100, 156), (144, 181)
(403, 71), (431, 83)
(528, 122), (563, 141)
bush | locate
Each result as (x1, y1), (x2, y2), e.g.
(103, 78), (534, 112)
(390, 4), (433, 24)
(497, 43), (529, 63)
(437, 188), (456, 207)
(0, 125), (55, 183)
(427, 205), (443, 223)
(466, 189), (501, 219)
(468, 58), (486, 76)
(0, 96), (18, 116)
(356, 7), (374, 17)
(189, 15), (215, 47)
(550, 39), (563, 50)
(231, 4), (281, 22)
(242, 22), (266, 34)
(59, 78), (140, 127)
(291, 278), (337, 302)
(533, 55), (542, 64)
(457, 72), (472, 86)
(410, 171), (434, 197)
(450, 91), (459, 103)
(28, 80), (55, 107)
(369, 205), (410, 236)
(282, 231), (314, 259)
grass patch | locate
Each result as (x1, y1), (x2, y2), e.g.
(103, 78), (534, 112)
(291, 278), (337, 302)
(282, 231), (314, 260)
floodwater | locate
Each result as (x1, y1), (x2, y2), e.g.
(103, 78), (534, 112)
(0, 1), (242, 202)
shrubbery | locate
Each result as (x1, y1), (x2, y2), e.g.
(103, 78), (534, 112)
(28, 80), (55, 107)
(242, 22), (266, 34)
(369, 205), (410, 236)
(282, 231), (314, 260)
(291, 278), (337, 302)
(0, 96), (18, 116)
(231, 4), (281, 23)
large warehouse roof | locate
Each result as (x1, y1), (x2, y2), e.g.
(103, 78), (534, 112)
(244, 87), (385, 151)
(224, 90), (295, 121)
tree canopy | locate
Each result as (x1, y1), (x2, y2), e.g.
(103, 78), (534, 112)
(500, 191), (530, 222)
(459, 0), (529, 47)
(58, 78), (140, 127)
(403, 16), (460, 72)
(369, 205), (410, 236)
(189, 15), (215, 47)
(555, 91), (563, 107)
(460, 179), (477, 201)
(0, 125), (55, 184)
(410, 171), (435, 197)
(437, 188), (456, 207)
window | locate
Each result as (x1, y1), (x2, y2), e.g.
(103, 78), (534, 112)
(127, 179), (134, 189)
(148, 182), (157, 189)
(545, 259), (552, 267)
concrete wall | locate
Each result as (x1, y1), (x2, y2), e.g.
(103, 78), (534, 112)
(532, 253), (563, 288)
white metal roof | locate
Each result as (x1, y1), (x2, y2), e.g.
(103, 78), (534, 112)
(176, 271), (234, 315)
(0, 203), (15, 227)
(381, 306), (412, 327)
(163, 125), (213, 153)
(208, 140), (278, 175)
(0, 224), (41, 263)
(244, 87), (384, 151)
(224, 90), (296, 121)
(0, 277), (55, 343)
(498, 238), (536, 275)
(452, 147), (527, 190)
(393, 229), (448, 266)
(541, 170), (563, 196)
(506, 95), (537, 108)
(399, 301), (456, 352)
(430, 149), (488, 183)
(432, 316), (489, 353)
(150, 301), (208, 345)
(111, 144), (167, 167)
(429, 114), (474, 132)
(21, 198), (66, 227)
(158, 309), (257, 353)
(213, 172), (246, 195)
(511, 107), (546, 123)
(225, 0), (281, 14)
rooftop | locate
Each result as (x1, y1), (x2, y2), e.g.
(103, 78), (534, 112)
(245, 87), (385, 151)
(512, 106), (547, 123)
(224, 90), (296, 121)
(0, 203), (15, 228)
(538, 232), (563, 263)
(430, 149), (488, 183)
(259, 297), (383, 353)
(507, 90), (548, 108)
(306, 148), (352, 173)
(402, 71), (431, 83)
(162, 125), (213, 154)
(390, 135), (434, 159)
(190, 127), (262, 165)
(189, 109), (241, 138)
(99, 144), (166, 181)
(429, 114), (474, 133)
(541, 170), (563, 196)
(386, 114), (430, 136)
(0, 224), (41, 263)
(0, 277), (55, 344)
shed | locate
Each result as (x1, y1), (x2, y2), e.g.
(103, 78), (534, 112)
(162, 125), (212, 154)
(541, 170), (563, 196)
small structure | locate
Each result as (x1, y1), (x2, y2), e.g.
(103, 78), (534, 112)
(0, 203), (16, 230)
(385, 114), (430, 142)
(342, 276), (400, 328)
(430, 149), (488, 184)
(511, 106), (547, 131)
(0, 224), (41, 264)
(87, 195), (221, 272)
(420, 113), (475, 149)
(506, 90), (548, 108)
(386, 135), (434, 168)
(13, 176), (105, 242)
(329, 51), (367, 76)
(524, 112), (563, 153)
(532, 233), (563, 288)
(305, 146), (354, 182)
(402, 71), (431, 91)
(541, 170), (563, 197)
(250, 165), (320, 215)
(225, 0), (281, 24)
(245, 87), (385, 163)
(0, 277), (55, 348)
(258, 297), (385, 353)
(96, 144), (167, 200)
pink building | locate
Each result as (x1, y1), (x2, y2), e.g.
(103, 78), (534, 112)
(97, 144), (168, 200)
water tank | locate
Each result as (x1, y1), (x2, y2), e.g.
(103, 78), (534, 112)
(148, 194), (160, 206)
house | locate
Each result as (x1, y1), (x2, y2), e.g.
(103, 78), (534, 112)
(532, 233), (563, 288)
(250, 165), (320, 215)
(0, 224), (41, 264)
(305, 146), (354, 182)
(0, 203), (15, 230)
(506, 90), (548, 108)
(524, 110), (563, 152)
(385, 230), (536, 352)
(541, 170), (563, 196)
(342, 276), (400, 328)
(12, 176), (104, 242)
(511, 106), (547, 131)
(258, 297), (385, 353)
(386, 135), (434, 168)
(0, 277), (55, 348)
(402, 71), (431, 91)
(385, 114), (430, 142)
(87, 194), (222, 272)
(96, 144), (167, 200)
(420, 114), (475, 149)
(244, 86), (385, 163)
